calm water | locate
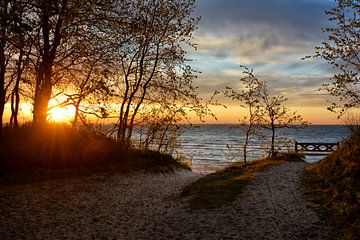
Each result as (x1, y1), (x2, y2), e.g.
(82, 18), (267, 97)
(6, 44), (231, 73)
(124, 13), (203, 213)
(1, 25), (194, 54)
(177, 125), (350, 164)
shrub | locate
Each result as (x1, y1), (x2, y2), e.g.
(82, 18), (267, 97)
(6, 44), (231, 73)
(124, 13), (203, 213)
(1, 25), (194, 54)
(268, 151), (305, 162)
(303, 128), (360, 240)
(0, 123), (105, 170)
(0, 124), (188, 176)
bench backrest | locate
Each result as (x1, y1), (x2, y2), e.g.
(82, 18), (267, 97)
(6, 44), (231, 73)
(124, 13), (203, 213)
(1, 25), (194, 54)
(295, 142), (339, 156)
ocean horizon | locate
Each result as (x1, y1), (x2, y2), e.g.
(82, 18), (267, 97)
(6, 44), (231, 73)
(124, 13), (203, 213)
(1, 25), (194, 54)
(177, 124), (351, 165)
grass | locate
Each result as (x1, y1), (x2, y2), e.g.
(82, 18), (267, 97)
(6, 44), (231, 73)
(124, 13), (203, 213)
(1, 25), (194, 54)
(302, 128), (360, 240)
(0, 123), (190, 185)
(183, 158), (283, 209)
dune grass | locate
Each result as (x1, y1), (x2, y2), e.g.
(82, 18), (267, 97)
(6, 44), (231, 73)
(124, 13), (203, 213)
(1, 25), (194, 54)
(302, 128), (360, 240)
(183, 158), (283, 209)
(0, 124), (189, 185)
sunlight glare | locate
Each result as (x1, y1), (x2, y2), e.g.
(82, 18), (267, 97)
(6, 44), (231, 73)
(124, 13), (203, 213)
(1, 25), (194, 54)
(48, 106), (75, 123)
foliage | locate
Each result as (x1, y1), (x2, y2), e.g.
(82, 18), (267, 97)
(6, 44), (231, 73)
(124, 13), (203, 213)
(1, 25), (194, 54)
(0, 124), (189, 176)
(223, 66), (264, 162)
(136, 105), (183, 154)
(0, 0), (208, 157)
(183, 158), (282, 209)
(114, 0), (201, 147)
(0, 0), (32, 132)
(0, 0), (217, 189)
(302, 128), (360, 239)
(313, 0), (360, 115)
(221, 67), (308, 159)
(258, 79), (308, 157)
(271, 151), (305, 162)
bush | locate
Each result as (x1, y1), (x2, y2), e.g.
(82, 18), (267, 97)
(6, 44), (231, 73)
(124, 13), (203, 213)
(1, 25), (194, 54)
(0, 123), (108, 171)
(0, 124), (188, 176)
(303, 128), (360, 240)
(269, 151), (305, 162)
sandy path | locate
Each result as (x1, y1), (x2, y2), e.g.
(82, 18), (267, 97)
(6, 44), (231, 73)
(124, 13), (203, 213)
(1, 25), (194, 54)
(144, 162), (328, 240)
(0, 162), (327, 239)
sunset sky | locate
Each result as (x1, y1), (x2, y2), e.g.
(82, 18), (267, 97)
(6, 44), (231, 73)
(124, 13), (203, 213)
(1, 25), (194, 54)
(189, 0), (342, 124)
(4, 0), (345, 125)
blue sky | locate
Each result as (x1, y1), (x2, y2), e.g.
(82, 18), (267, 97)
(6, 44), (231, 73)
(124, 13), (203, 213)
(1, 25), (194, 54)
(189, 0), (341, 124)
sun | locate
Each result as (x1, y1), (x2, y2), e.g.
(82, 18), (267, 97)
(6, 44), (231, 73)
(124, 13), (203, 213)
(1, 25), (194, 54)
(48, 106), (75, 123)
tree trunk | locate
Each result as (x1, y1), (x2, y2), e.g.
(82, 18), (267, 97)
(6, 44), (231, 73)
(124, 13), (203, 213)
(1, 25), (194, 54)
(72, 102), (80, 127)
(0, 49), (5, 134)
(0, 0), (8, 135)
(10, 48), (24, 128)
(243, 132), (249, 163)
(33, 87), (51, 125)
(33, 61), (52, 125)
(270, 123), (275, 158)
(243, 144), (247, 163)
(32, 0), (66, 126)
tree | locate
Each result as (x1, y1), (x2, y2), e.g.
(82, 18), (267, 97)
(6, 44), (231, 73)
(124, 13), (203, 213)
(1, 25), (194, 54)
(137, 103), (184, 154)
(115, 0), (199, 147)
(223, 67), (263, 162)
(0, 0), (30, 131)
(34, 0), (131, 127)
(62, 41), (117, 127)
(9, 1), (32, 128)
(259, 81), (308, 158)
(30, 0), (68, 125)
(28, 0), (123, 125)
(9, 33), (29, 128)
(0, 0), (12, 133)
(315, 0), (360, 115)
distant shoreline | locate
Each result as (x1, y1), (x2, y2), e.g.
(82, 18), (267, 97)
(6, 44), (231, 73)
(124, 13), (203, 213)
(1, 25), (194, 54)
(184, 123), (348, 126)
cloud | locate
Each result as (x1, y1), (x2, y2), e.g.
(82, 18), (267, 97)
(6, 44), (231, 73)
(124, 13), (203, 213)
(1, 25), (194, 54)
(191, 0), (334, 69)
(194, 0), (333, 40)
(194, 70), (333, 108)
(187, 0), (338, 123)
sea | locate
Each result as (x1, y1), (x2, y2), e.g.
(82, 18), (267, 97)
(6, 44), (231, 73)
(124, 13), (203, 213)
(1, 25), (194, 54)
(176, 125), (350, 168)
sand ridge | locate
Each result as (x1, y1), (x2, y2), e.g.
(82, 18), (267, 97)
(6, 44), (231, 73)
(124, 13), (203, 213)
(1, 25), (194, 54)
(0, 162), (328, 239)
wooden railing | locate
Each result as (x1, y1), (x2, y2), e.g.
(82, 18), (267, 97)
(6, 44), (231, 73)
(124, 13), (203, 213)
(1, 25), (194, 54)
(295, 141), (339, 156)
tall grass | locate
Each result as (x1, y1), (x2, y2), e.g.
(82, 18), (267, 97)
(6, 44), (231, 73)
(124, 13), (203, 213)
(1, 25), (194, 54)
(0, 124), (189, 179)
(302, 128), (360, 240)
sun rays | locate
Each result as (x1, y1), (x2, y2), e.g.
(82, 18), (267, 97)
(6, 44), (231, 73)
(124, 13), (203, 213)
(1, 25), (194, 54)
(48, 106), (75, 123)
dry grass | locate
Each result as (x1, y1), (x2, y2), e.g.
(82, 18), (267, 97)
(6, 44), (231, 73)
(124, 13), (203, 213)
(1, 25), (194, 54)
(0, 124), (190, 185)
(302, 128), (360, 240)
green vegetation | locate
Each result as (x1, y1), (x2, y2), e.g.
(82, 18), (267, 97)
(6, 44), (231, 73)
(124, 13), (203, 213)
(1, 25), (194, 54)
(302, 128), (360, 240)
(183, 158), (283, 209)
(0, 124), (190, 185)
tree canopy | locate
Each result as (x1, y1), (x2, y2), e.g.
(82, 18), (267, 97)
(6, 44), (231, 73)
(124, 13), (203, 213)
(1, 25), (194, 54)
(0, 0), (204, 150)
(315, 0), (360, 115)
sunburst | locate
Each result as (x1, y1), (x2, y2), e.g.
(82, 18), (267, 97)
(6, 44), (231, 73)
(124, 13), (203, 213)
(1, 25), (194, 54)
(48, 106), (75, 123)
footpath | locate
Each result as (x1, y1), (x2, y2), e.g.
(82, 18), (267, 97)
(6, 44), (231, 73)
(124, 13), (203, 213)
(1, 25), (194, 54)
(0, 162), (327, 239)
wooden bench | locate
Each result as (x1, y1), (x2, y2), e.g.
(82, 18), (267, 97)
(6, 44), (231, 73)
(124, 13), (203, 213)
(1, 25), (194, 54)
(295, 141), (339, 156)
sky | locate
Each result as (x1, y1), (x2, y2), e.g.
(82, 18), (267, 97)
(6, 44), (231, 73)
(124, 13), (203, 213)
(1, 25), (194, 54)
(188, 0), (342, 124)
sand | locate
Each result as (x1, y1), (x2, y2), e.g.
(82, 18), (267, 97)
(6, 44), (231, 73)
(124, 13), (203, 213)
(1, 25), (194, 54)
(0, 162), (328, 239)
